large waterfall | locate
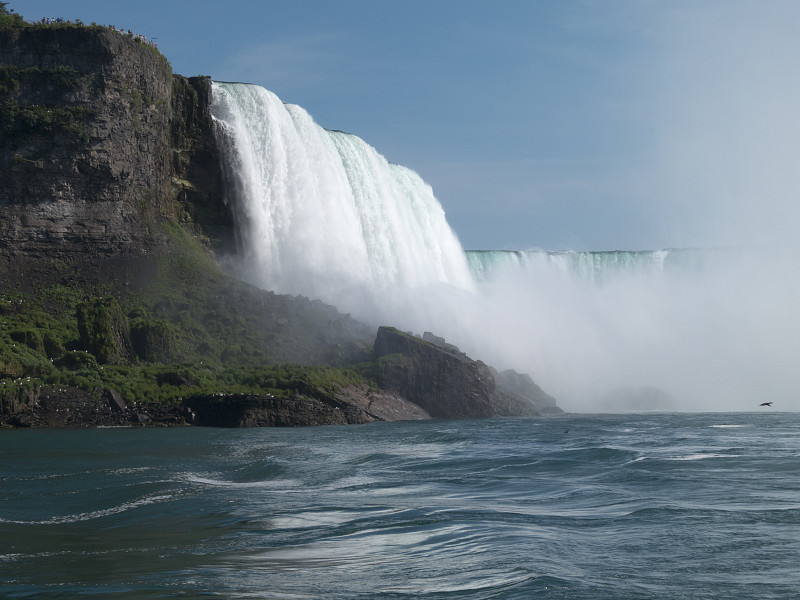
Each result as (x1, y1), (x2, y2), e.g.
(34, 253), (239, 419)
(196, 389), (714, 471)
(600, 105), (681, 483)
(210, 82), (475, 324)
(210, 81), (800, 412)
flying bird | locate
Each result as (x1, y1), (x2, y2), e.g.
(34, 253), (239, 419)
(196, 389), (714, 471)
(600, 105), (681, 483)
(759, 402), (773, 407)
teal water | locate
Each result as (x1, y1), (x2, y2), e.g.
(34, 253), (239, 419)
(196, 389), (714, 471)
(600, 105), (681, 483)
(2, 413), (799, 599)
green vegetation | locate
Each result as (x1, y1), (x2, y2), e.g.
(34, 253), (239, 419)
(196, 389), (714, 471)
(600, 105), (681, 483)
(0, 102), (95, 140)
(0, 5), (375, 417)
(0, 3), (168, 66)
(0, 283), (374, 406)
(0, 2), (23, 27)
(0, 221), (376, 410)
(0, 65), (96, 141)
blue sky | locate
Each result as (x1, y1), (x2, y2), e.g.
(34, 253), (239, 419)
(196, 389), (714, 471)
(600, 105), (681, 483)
(14, 1), (800, 251)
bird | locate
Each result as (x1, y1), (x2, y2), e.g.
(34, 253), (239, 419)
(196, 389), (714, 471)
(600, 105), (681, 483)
(759, 402), (773, 407)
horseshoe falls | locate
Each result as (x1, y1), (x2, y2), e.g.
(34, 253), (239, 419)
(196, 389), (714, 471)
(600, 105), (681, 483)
(210, 82), (800, 413)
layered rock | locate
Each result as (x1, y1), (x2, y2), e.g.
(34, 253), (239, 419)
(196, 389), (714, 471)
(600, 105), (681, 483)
(0, 26), (231, 272)
(1, 27), (171, 264)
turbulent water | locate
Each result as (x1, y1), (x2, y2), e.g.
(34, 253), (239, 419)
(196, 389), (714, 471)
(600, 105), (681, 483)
(2, 413), (799, 599)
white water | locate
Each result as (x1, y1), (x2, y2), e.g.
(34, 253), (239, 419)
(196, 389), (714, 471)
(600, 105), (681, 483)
(210, 81), (800, 413)
(210, 82), (474, 324)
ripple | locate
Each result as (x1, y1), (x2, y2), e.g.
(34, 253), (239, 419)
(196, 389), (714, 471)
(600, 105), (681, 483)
(0, 493), (178, 525)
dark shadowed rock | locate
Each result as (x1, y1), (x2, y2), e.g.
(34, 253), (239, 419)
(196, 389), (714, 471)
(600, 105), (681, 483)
(105, 388), (127, 412)
(372, 326), (558, 419)
(0, 385), (190, 428)
(184, 393), (374, 427)
(494, 369), (562, 415)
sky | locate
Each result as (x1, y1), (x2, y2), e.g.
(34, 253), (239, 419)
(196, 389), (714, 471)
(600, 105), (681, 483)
(13, 0), (800, 251)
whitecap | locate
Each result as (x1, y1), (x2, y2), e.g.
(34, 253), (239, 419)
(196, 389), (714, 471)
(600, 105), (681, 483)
(183, 474), (300, 490)
(0, 493), (176, 525)
(669, 453), (740, 461)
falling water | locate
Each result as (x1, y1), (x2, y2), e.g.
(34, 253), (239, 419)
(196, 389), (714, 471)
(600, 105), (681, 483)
(210, 81), (474, 324)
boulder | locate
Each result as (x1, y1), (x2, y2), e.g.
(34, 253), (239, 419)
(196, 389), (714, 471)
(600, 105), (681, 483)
(372, 326), (558, 419)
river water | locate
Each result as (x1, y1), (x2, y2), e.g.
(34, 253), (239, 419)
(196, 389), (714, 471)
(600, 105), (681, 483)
(2, 413), (799, 599)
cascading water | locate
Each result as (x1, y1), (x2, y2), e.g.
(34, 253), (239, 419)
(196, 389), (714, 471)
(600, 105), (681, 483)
(211, 81), (800, 412)
(210, 81), (474, 325)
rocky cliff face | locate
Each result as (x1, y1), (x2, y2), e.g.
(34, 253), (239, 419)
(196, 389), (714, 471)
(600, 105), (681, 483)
(1, 27), (171, 265)
(0, 25), (230, 272)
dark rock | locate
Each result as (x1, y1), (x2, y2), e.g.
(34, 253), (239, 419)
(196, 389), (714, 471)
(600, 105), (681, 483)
(422, 331), (462, 354)
(184, 393), (374, 428)
(0, 27), (231, 270)
(105, 388), (127, 412)
(0, 385), (191, 428)
(0, 27), (175, 265)
(372, 327), (557, 419)
(494, 369), (562, 415)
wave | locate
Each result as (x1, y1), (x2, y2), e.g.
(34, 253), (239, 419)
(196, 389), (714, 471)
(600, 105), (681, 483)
(0, 493), (177, 525)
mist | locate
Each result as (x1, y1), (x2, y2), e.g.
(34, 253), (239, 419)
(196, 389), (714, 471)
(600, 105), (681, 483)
(652, 1), (800, 250)
(210, 2), (800, 413)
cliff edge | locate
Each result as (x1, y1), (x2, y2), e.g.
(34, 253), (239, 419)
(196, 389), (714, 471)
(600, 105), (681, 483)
(0, 25), (230, 272)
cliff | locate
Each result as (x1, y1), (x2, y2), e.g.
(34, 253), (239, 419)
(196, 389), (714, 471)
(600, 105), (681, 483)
(0, 25), (231, 270)
(0, 22), (560, 428)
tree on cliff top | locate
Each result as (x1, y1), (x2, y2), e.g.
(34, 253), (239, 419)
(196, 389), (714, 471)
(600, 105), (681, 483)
(0, 2), (24, 26)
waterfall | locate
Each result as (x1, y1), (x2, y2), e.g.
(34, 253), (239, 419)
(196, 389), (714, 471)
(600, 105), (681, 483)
(210, 81), (800, 412)
(210, 81), (474, 323)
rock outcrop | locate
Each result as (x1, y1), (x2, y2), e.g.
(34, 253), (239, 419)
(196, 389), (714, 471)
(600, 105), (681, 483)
(494, 369), (561, 415)
(1, 27), (172, 263)
(184, 394), (372, 428)
(373, 326), (560, 418)
(0, 384), (191, 428)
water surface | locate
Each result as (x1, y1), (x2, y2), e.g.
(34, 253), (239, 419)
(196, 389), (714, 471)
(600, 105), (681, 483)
(2, 413), (799, 598)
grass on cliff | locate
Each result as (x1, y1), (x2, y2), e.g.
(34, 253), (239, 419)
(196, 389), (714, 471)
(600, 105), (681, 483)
(0, 64), (97, 141)
(0, 282), (372, 408)
(0, 222), (374, 410)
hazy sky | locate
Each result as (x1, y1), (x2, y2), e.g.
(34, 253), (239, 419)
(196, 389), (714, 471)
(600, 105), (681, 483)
(15, 1), (800, 251)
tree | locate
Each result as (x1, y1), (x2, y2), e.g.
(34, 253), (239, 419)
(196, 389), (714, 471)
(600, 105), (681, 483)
(0, 2), (24, 26)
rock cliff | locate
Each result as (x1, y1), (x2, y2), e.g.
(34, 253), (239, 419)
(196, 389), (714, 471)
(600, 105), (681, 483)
(0, 23), (560, 427)
(0, 25), (233, 275)
(1, 26), (173, 265)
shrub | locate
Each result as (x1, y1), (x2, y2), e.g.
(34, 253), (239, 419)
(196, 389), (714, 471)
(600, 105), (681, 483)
(131, 318), (178, 363)
(76, 297), (133, 364)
